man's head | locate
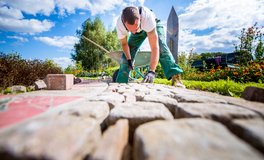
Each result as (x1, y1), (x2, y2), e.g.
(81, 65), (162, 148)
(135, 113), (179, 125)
(121, 6), (141, 34)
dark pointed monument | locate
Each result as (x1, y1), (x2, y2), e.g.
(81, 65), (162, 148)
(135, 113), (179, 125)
(167, 6), (179, 63)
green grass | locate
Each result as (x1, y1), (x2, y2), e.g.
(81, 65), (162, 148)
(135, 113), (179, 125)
(80, 77), (100, 80)
(154, 78), (264, 97)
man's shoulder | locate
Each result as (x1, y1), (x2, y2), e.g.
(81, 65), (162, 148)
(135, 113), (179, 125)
(141, 6), (154, 15)
(115, 16), (127, 39)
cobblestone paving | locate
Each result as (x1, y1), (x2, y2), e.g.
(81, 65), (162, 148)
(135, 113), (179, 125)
(0, 81), (263, 160)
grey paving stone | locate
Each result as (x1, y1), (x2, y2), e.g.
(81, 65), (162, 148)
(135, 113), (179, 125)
(107, 102), (173, 143)
(0, 115), (101, 160)
(142, 95), (178, 116)
(221, 96), (264, 118)
(175, 103), (260, 123)
(172, 88), (264, 117)
(229, 118), (264, 154)
(116, 86), (135, 95)
(134, 91), (146, 101)
(132, 84), (151, 95)
(149, 89), (175, 98)
(88, 92), (125, 109)
(175, 93), (228, 103)
(134, 118), (264, 160)
(57, 101), (110, 125)
(123, 92), (137, 103)
(92, 119), (129, 160)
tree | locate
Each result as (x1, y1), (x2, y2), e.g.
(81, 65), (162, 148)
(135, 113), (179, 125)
(234, 23), (264, 64)
(72, 17), (120, 71)
(255, 35), (264, 60)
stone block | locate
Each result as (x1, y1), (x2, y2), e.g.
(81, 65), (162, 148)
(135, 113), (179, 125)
(92, 119), (129, 160)
(142, 95), (178, 116)
(46, 74), (74, 90)
(229, 118), (264, 154)
(74, 77), (82, 84)
(175, 103), (259, 123)
(10, 85), (27, 93)
(107, 102), (173, 143)
(34, 80), (47, 90)
(0, 115), (101, 160)
(134, 119), (264, 160)
(242, 86), (264, 103)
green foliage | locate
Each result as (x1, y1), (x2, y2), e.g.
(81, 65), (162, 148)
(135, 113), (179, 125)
(234, 50), (253, 66)
(73, 17), (120, 71)
(155, 63), (165, 78)
(64, 61), (84, 76)
(154, 78), (264, 97)
(255, 39), (264, 60)
(3, 87), (11, 94)
(0, 52), (62, 88)
(235, 23), (264, 63)
(64, 64), (119, 78)
(104, 66), (119, 77)
(177, 52), (201, 79)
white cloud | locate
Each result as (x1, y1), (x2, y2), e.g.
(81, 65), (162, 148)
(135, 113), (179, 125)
(54, 0), (123, 16)
(0, 6), (23, 19)
(1, 0), (55, 16)
(86, 0), (122, 15)
(52, 57), (75, 69)
(34, 36), (79, 49)
(0, 4), (54, 34)
(0, 40), (6, 44)
(7, 36), (28, 42)
(178, 0), (264, 53)
(0, 0), (127, 17)
(0, 17), (54, 34)
(0, 0), (126, 34)
(55, 0), (90, 15)
(0, 0), (146, 34)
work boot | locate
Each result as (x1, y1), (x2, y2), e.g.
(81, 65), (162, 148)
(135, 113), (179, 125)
(171, 74), (185, 88)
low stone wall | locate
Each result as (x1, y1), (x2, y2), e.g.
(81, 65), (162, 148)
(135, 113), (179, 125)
(0, 82), (263, 160)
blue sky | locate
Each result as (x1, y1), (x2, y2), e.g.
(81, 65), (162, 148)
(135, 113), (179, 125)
(0, 0), (264, 69)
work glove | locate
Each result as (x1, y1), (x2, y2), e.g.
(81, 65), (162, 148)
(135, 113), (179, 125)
(142, 71), (155, 83)
(127, 59), (134, 70)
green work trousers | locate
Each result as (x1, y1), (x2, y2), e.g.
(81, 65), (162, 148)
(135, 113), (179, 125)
(116, 22), (183, 83)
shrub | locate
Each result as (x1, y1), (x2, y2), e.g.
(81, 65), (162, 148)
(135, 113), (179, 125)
(104, 66), (119, 77)
(64, 61), (84, 76)
(0, 52), (62, 88)
(183, 60), (263, 83)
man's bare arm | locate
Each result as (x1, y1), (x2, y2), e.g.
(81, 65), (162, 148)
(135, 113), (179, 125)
(147, 28), (159, 72)
(120, 37), (131, 60)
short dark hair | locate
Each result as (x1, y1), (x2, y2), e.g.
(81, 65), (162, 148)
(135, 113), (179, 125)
(121, 6), (140, 25)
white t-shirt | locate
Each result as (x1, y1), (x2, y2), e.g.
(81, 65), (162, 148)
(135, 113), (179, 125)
(116, 7), (156, 39)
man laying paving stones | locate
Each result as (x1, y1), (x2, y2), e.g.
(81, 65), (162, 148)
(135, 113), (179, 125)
(115, 6), (185, 87)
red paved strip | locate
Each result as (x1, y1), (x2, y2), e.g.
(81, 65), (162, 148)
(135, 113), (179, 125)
(0, 96), (82, 129)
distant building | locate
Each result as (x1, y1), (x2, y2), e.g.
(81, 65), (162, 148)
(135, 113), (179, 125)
(191, 52), (239, 70)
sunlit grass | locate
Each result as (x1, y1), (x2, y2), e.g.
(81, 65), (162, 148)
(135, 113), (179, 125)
(154, 78), (264, 97)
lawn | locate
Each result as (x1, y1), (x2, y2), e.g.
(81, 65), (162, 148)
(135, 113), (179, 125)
(154, 78), (264, 97)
